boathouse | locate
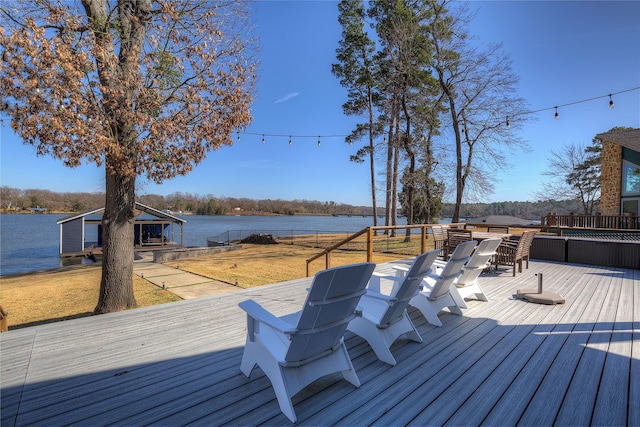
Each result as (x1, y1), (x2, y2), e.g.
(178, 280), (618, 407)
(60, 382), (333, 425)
(57, 202), (185, 257)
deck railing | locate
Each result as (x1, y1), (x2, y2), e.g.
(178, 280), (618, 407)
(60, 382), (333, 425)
(541, 212), (639, 229)
(305, 223), (467, 276)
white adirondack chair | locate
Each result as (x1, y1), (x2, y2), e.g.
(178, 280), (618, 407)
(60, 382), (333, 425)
(409, 240), (477, 327)
(452, 237), (502, 303)
(347, 250), (440, 365)
(238, 262), (376, 423)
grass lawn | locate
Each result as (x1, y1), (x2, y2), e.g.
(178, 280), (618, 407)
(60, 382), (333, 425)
(0, 234), (437, 330)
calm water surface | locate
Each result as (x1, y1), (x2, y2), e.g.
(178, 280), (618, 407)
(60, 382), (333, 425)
(0, 214), (408, 276)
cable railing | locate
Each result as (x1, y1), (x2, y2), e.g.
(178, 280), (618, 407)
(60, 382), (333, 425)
(206, 221), (640, 278)
(305, 223), (467, 276)
(206, 229), (357, 247)
(541, 212), (640, 229)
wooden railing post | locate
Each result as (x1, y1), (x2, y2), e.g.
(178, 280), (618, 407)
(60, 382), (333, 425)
(421, 225), (427, 253)
(325, 252), (330, 270)
(367, 227), (373, 262)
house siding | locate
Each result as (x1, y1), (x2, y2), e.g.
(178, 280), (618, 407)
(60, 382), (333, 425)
(60, 218), (85, 254)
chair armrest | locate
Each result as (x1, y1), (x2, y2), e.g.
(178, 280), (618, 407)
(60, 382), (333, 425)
(362, 289), (397, 303)
(238, 300), (298, 335)
(392, 265), (409, 277)
(425, 270), (444, 280)
(368, 272), (402, 293)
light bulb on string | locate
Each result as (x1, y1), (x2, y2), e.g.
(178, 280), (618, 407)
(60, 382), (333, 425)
(228, 87), (640, 144)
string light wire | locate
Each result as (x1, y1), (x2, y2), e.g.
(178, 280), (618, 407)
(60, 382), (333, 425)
(236, 86), (639, 142)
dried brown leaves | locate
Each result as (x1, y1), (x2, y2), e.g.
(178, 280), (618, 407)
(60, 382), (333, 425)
(1, 0), (257, 182)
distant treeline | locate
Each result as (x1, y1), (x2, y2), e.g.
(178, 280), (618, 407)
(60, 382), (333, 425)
(0, 186), (581, 219)
(440, 199), (583, 220)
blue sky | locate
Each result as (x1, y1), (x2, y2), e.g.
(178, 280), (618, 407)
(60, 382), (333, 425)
(1, 1), (639, 206)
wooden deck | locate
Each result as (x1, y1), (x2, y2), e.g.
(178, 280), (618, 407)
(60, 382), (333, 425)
(1, 260), (638, 426)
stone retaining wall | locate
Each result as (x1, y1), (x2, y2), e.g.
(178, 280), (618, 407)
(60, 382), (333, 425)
(153, 244), (242, 263)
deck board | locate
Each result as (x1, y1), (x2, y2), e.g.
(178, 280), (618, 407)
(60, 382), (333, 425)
(1, 260), (638, 426)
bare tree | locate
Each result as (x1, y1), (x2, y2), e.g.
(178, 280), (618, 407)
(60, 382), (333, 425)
(1, 0), (256, 313)
(535, 141), (601, 215)
(426, 0), (530, 222)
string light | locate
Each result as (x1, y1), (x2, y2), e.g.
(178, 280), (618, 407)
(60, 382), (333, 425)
(234, 86), (639, 142)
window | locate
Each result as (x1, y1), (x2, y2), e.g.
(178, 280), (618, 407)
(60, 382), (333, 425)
(622, 199), (639, 215)
(622, 160), (640, 195)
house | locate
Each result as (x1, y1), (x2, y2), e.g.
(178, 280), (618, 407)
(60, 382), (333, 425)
(596, 128), (640, 217)
(57, 202), (186, 257)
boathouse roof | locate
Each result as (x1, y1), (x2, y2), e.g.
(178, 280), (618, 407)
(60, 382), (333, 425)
(56, 202), (186, 225)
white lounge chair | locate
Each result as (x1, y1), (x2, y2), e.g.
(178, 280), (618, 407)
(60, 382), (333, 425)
(347, 250), (440, 365)
(238, 262), (376, 423)
(453, 237), (502, 303)
(409, 240), (477, 327)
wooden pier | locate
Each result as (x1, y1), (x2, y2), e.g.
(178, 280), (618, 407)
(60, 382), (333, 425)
(1, 260), (638, 426)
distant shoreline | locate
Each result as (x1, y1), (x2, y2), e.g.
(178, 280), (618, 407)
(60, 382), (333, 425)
(0, 209), (337, 217)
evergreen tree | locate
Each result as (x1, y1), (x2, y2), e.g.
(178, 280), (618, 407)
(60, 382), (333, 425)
(333, 0), (381, 226)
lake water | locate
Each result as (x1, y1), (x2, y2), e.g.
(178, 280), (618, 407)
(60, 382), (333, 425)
(0, 214), (410, 276)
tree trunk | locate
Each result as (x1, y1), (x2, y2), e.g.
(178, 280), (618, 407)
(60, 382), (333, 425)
(402, 97), (414, 242)
(368, 90), (378, 231)
(391, 115), (401, 237)
(95, 169), (137, 314)
(391, 143), (399, 235)
(385, 124), (394, 231)
(448, 98), (463, 224)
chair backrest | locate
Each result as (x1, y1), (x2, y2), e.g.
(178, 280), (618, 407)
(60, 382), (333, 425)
(457, 238), (502, 285)
(447, 229), (473, 253)
(428, 240), (476, 301)
(431, 225), (448, 256)
(431, 225), (445, 241)
(286, 262), (376, 364)
(379, 250), (439, 326)
(515, 230), (537, 258)
(487, 226), (509, 234)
